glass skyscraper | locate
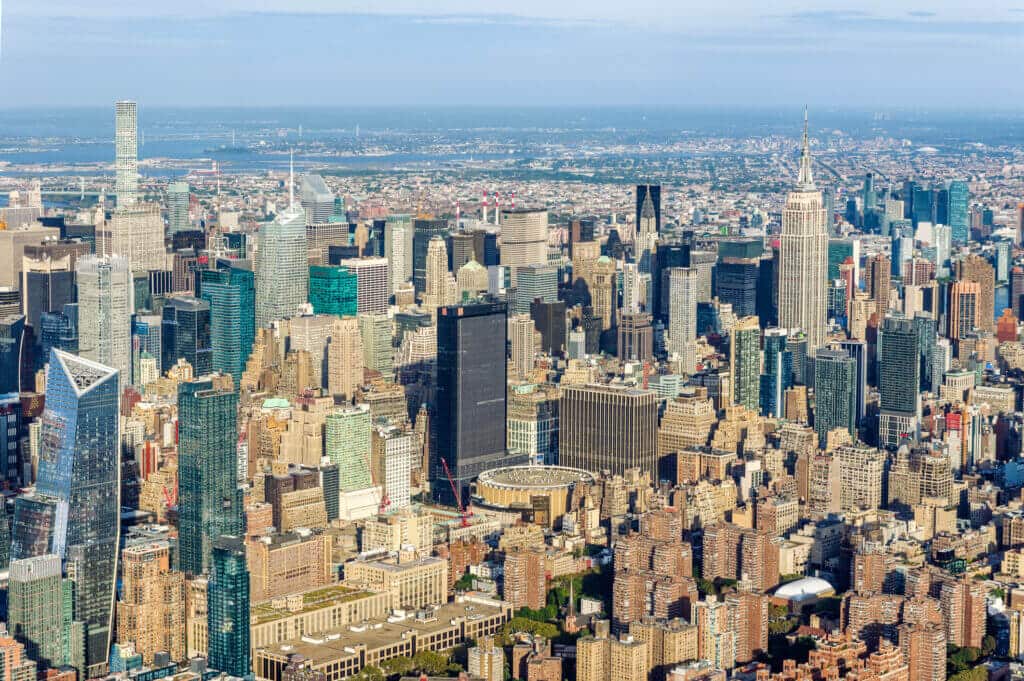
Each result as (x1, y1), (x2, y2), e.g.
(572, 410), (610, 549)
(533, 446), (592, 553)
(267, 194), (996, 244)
(308, 265), (358, 317)
(325, 404), (373, 492)
(730, 316), (761, 411)
(161, 296), (212, 376)
(199, 264), (256, 383)
(760, 328), (791, 418)
(255, 204), (308, 328)
(878, 315), (921, 448)
(11, 350), (119, 676)
(434, 300), (516, 505)
(0, 315), (25, 394)
(413, 218), (449, 294)
(178, 376), (243, 576)
(947, 180), (970, 244)
(813, 349), (856, 446)
(207, 537), (250, 678)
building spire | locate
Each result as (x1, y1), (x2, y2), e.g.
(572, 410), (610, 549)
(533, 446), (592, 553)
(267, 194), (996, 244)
(289, 149), (295, 208)
(797, 106), (816, 191)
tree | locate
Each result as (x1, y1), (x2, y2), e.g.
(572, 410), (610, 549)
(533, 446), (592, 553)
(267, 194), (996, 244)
(981, 634), (997, 657)
(380, 656), (415, 679)
(504, 616), (559, 640)
(412, 650), (450, 676)
(454, 572), (475, 591)
(352, 666), (385, 681)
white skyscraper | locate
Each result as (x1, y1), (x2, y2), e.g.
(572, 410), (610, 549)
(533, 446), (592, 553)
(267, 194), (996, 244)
(256, 163), (308, 328)
(340, 257), (390, 314)
(778, 111), (829, 353)
(499, 208), (548, 285)
(509, 314), (536, 379)
(115, 101), (138, 206)
(100, 203), (166, 273)
(77, 254), (133, 384)
(387, 224), (408, 293)
(667, 267), (698, 357)
(167, 182), (191, 233)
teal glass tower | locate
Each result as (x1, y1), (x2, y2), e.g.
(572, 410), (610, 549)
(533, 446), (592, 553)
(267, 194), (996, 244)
(760, 328), (791, 418)
(178, 376), (243, 576)
(813, 349), (857, 446)
(207, 536), (250, 677)
(10, 350), (119, 676)
(199, 264), (256, 383)
(947, 180), (969, 244)
(308, 265), (358, 317)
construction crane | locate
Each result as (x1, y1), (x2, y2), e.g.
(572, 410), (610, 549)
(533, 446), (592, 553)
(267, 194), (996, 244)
(440, 457), (470, 527)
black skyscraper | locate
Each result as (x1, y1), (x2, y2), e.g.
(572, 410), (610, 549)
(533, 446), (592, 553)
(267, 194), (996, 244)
(635, 184), (661, 234)
(433, 300), (524, 506)
(413, 218), (450, 294)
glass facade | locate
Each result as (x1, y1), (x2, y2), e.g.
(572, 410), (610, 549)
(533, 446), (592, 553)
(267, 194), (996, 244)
(413, 218), (449, 294)
(813, 349), (856, 446)
(13, 349), (119, 674)
(947, 180), (969, 244)
(878, 315), (920, 414)
(760, 328), (791, 418)
(715, 259), (758, 317)
(200, 264), (256, 383)
(207, 537), (250, 677)
(161, 297), (212, 376)
(308, 265), (358, 317)
(0, 315), (25, 394)
(177, 377), (243, 576)
(255, 206), (308, 328)
(325, 405), (373, 492)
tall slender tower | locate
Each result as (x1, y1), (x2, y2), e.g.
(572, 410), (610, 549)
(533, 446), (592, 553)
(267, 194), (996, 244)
(778, 110), (829, 353)
(255, 159), (307, 328)
(115, 101), (138, 206)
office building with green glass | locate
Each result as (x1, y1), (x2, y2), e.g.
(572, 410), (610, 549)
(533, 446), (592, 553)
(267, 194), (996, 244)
(730, 316), (761, 411)
(813, 349), (857, 446)
(325, 404), (373, 492)
(199, 264), (255, 384)
(207, 537), (250, 678)
(309, 265), (358, 317)
(8, 555), (65, 669)
(947, 180), (969, 244)
(178, 376), (243, 576)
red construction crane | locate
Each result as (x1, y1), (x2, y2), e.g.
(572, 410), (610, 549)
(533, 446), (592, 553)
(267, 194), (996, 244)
(440, 457), (470, 527)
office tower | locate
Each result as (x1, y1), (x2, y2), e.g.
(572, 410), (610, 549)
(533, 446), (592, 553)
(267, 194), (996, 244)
(255, 201), (308, 328)
(422, 236), (456, 312)
(100, 203), (165, 273)
(912, 186), (934, 226)
(813, 349), (856, 445)
(7, 555), (66, 670)
(167, 182), (190, 233)
(0, 315), (24, 394)
(531, 299), (567, 356)
(864, 253), (891, 315)
(947, 180), (969, 243)
(778, 113), (829, 353)
(446, 232), (474, 274)
(837, 338), (867, 425)
(412, 218), (449, 294)
(636, 184), (661, 235)
(434, 301), (512, 505)
(326, 405), (373, 492)
(328, 316), (363, 400)
(199, 263), (255, 383)
(912, 314), (938, 393)
(621, 262), (643, 314)
(0, 393), (23, 488)
(730, 316), (760, 411)
(560, 384), (657, 479)
(372, 427), (413, 509)
(506, 384), (560, 466)
(385, 214), (412, 292)
(513, 264), (558, 315)
(949, 280), (980, 340)
(652, 243), (689, 320)
(339, 257), (389, 314)
(286, 313), (334, 388)
(300, 174), (335, 225)
(308, 265), (358, 317)
(116, 542), (185, 664)
(359, 312), (394, 379)
(760, 327), (791, 418)
(115, 101), (138, 206)
(956, 254), (995, 332)
(878, 315), (920, 448)
(14, 350), (119, 674)
(716, 256), (759, 318)
(509, 314), (536, 379)
(161, 296), (212, 376)
(178, 375), (243, 576)
(667, 267), (698, 357)
(21, 256), (75, 338)
(591, 256), (617, 332)
(207, 537), (250, 678)
(618, 312), (654, 362)
(499, 208), (548, 285)
(996, 239), (1012, 283)
(457, 260), (489, 300)
(77, 255), (133, 384)
(786, 330), (809, 385)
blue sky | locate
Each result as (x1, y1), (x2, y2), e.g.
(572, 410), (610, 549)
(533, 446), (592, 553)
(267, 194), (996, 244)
(2, 1), (1023, 108)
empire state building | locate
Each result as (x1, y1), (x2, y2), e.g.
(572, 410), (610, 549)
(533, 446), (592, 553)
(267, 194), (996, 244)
(778, 111), (829, 354)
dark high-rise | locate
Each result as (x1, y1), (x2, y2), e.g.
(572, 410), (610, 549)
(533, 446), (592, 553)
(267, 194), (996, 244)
(878, 314), (920, 448)
(0, 315), (25, 394)
(715, 257), (759, 317)
(178, 376), (244, 576)
(813, 349), (857, 446)
(635, 184), (661, 235)
(22, 263), (75, 338)
(433, 300), (520, 506)
(530, 299), (567, 356)
(207, 536), (250, 677)
(559, 384), (658, 480)
(161, 296), (212, 376)
(837, 338), (868, 426)
(413, 218), (449, 294)
(199, 263), (256, 384)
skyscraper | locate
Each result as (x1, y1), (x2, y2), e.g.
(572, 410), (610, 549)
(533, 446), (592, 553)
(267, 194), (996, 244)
(76, 254), (133, 385)
(716, 255), (759, 318)
(160, 296), (212, 376)
(513, 264), (558, 316)
(667, 267), (698, 358)
(13, 350), (119, 675)
(177, 375), (243, 576)
(199, 263), (256, 384)
(167, 182), (191, 233)
(813, 349), (856, 446)
(100, 203), (166, 274)
(760, 327), (791, 418)
(559, 384), (658, 480)
(385, 214), (413, 293)
(300, 174), (335, 225)
(778, 112), (829, 353)
(325, 405), (373, 492)
(956, 254), (995, 332)
(308, 265), (358, 317)
(499, 208), (548, 286)
(255, 195), (308, 328)
(0, 315), (25, 394)
(433, 301), (514, 505)
(207, 537), (250, 678)
(7, 555), (66, 670)
(115, 101), (138, 206)
(635, 184), (661, 236)
(837, 338), (868, 426)
(730, 316), (761, 411)
(878, 315), (920, 448)
(21, 256), (75, 339)
(413, 218), (449, 294)
(947, 180), (969, 244)
(339, 257), (389, 314)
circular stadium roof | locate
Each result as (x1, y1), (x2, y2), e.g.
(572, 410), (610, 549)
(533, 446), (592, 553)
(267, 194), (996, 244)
(477, 465), (595, 491)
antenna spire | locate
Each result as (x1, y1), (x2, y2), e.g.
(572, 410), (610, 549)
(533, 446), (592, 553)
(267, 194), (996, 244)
(289, 149), (295, 208)
(797, 106), (816, 191)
